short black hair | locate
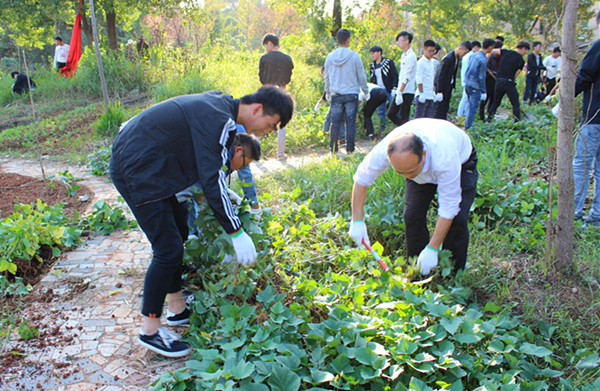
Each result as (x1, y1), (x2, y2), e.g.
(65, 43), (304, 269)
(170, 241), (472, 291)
(482, 38), (495, 50)
(240, 85), (294, 129)
(553, 46), (561, 53)
(532, 41), (542, 48)
(396, 31), (413, 44)
(336, 29), (351, 45)
(369, 45), (383, 54)
(495, 35), (504, 42)
(516, 41), (531, 50)
(262, 33), (279, 47)
(387, 133), (424, 162)
(493, 40), (504, 49)
(55, 36), (62, 42)
(11, 71), (19, 78)
(234, 133), (261, 162)
(460, 41), (473, 51)
(471, 41), (481, 48)
(423, 39), (436, 48)
(434, 43), (441, 53)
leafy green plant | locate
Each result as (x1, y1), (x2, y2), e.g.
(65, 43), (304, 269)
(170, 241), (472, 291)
(81, 200), (137, 235)
(95, 101), (128, 138)
(49, 170), (82, 197)
(17, 319), (38, 340)
(85, 145), (112, 176)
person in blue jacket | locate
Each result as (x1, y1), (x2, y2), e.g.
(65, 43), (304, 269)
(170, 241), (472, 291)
(574, 10), (600, 226)
(109, 86), (293, 357)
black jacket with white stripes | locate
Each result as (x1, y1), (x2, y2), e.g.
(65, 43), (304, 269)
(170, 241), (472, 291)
(111, 91), (242, 233)
(369, 57), (399, 93)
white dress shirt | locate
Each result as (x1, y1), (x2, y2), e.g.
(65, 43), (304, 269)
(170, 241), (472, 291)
(398, 48), (417, 94)
(415, 56), (435, 100)
(353, 118), (474, 219)
(543, 55), (561, 79)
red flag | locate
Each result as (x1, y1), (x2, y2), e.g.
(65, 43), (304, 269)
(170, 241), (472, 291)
(60, 12), (82, 77)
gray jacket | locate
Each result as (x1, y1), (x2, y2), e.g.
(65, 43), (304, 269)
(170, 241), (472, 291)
(324, 47), (368, 99)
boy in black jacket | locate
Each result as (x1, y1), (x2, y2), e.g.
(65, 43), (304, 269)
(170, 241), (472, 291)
(11, 71), (36, 94)
(110, 86), (293, 357)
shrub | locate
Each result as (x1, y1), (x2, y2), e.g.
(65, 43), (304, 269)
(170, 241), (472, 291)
(95, 101), (128, 137)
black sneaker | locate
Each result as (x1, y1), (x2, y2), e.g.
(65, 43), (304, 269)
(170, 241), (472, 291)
(138, 327), (191, 358)
(166, 307), (191, 326)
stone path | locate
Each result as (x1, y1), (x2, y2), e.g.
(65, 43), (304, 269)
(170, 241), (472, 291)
(0, 146), (373, 390)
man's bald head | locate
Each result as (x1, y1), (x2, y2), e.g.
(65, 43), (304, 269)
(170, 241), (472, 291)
(387, 133), (426, 179)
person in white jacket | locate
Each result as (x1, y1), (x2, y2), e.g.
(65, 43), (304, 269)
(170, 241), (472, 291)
(54, 36), (70, 71)
(348, 119), (478, 276)
(414, 40), (437, 119)
(324, 28), (368, 154)
(387, 31), (417, 126)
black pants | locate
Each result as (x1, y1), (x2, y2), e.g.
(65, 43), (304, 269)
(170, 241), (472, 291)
(479, 75), (496, 121)
(387, 93), (414, 126)
(488, 78), (521, 121)
(433, 92), (452, 120)
(363, 88), (388, 136)
(523, 76), (539, 104)
(403, 148), (478, 271)
(110, 163), (188, 318)
(546, 77), (557, 96)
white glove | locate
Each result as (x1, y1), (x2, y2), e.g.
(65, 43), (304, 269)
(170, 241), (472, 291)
(395, 92), (404, 105)
(249, 206), (262, 221)
(545, 95), (552, 102)
(314, 101), (321, 111)
(417, 94), (426, 104)
(417, 245), (439, 275)
(230, 229), (257, 266)
(227, 188), (242, 205)
(435, 92), (444, 102)
(358, 90), (366, 102)
(391, 88), (397, 97)
(480, 93), (487, 101)
(221, 253), (236, 264)
(348, 220), (370, 246)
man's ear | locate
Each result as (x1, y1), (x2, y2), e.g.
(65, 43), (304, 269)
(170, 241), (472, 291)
(252, 103), (264, 117)
(234, 145), (244, 155)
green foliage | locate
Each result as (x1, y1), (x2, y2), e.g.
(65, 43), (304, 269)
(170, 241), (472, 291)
(0, 200), (83, 278)
(17, 319), (38, 340)
(85, 145), (112, 176)
(81, 200), (137, 235)
(95, 101), (128, 137)
(50, 170), (82, 197)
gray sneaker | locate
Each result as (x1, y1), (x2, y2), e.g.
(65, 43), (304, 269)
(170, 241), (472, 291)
(138, 327), (191, 357)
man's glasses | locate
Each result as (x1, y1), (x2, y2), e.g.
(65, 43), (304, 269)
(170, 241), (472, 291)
(241, 148), (249, 169)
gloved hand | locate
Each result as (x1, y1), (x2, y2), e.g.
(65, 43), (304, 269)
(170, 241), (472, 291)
(391, 88), (397, 97)
(221, 253), (236, 264)
(230, 229), (257, 266)
(395, 92), (404, 105)
(358, 90), (366, 102)
(480, 93), (487, 101)
(416, 245), (439, 275)
(545, 95), (552, 102)
(249, 206), (263, 221)
(417, 94), (426, 104)
(349, 220), (370, 246)
(314, 101), (321, 111)
(435, 92), (444, 102)
(227, 188), (243, 205)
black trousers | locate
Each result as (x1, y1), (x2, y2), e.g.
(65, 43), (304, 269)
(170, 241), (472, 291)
(433, 92), (452, 120)
(488, 78), (521, 121)
(403, 149), (478, 271)
(546, 77), (557, 96)
(479, 75), (496, 121)
(363, 88), (388, 136)
(110, 163), (188, 318)
(387, 93), (414, 126)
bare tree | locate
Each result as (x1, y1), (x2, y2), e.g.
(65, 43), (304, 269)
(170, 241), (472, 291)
(555, 0), (578, 270)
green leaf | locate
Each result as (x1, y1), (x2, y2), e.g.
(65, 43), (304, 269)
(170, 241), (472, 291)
(354, 347), (378, 365)
(231, 362), (255, 379)
(239, 383), (269, 391)
(275, 355), (301, 370)
(409, 376), (433, 391)
(484, 301), (502, 313)
(397, 338), (418, 355)
(576, 353), (600, 369)
(310, 368), (334, 384)
(267, 366), (301, 391)
(519, 343), (552, 358)
(455, 332), (482, 344)
(440, 317), (462, 335)
(537, 321), (556, 340)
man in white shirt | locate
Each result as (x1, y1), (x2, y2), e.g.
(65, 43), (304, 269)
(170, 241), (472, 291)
(414, 40), (437, 119)
(457, 41), (481, 118)
(387, 31), (417, 127)
(543, 47), (561, 96)
(54, 36), (70, 71)
(348, 118), (478, 275)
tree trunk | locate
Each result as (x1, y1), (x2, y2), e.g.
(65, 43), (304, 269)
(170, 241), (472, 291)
(426, 0), (432, 40)
(106, 10), (118, 51)
(81, 12), (94, 47)
(332, 0), (342, 37)
(555, 0), (577, 270)
(89, 0), (109, 107)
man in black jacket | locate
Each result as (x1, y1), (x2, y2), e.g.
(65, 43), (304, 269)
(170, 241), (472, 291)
(110, 86), (293, 357)
(369, 46), (398, 134)
(433, 41), (472, 120)
(11, 71), (36, 94)
(523, 41), (546, 104)
(574, 10), (600, 226)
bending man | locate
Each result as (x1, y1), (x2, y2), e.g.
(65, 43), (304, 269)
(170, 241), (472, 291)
(349, 119), (478, 275)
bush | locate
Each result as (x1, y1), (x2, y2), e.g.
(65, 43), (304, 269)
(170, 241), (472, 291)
(95, 101), (128, 137)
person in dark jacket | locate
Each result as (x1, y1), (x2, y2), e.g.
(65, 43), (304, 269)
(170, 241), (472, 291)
(479, 39), (503, 121)
(109, 86), (294, 358)
(523, 41), (546, 104)
(11, 71), (36, 94)
(369, 46), (398, 133)
(259, 33), (294, 160)
(361, 83), (388, 139)
(433, 41), (472, 120)
(573, 10), (600, 226)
